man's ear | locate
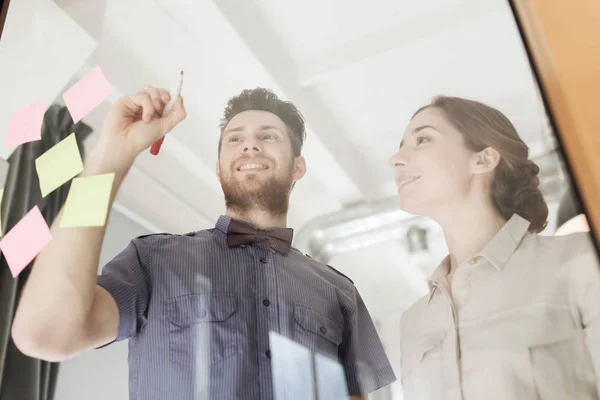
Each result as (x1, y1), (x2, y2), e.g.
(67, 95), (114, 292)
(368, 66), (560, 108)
(473, 147), (501, 174)
(292, 156), (307, 182)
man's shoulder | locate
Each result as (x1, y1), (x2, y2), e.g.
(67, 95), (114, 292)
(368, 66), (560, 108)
(294, 249), (354, 285)
(133, 229), (208, 241)
(134, 232), (176, 240)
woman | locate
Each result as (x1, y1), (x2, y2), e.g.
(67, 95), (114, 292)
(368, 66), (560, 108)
(390, 96), (600, 400)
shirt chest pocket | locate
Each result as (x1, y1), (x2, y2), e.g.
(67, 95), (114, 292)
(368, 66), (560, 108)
(400, 332), (446, 386)
(524, 310), (597, 399)
(165, 293), (241, 367)
(293, 305), (343, 359)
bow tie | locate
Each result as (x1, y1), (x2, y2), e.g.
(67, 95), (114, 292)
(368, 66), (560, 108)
(226, 219), (294, 255)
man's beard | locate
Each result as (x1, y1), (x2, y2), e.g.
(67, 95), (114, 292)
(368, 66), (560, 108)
(220, 169), (293, 218)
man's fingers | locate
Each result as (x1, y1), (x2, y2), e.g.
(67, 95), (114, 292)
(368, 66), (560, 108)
(158, 89), (171, 104)
(127, 93), (156, 122)
(137, 86), (166, 116)
(160, 96), (187, 133)
(170, 96), (187, 123)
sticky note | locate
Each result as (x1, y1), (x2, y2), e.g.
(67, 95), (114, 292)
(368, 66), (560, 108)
(0, 206), (52, 278)
(5, 101), (46, 147)
(35, 133), (83, 197)
(62, 66), (112, 123)
(60, 173), (115, 228)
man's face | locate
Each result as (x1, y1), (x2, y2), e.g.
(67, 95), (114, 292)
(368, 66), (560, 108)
(216, 110), (306, 216)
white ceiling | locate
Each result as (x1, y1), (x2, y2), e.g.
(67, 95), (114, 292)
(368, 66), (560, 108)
(2, 0), (560, 319)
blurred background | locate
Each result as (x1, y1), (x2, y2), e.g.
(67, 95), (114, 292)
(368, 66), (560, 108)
(0, 0), (585, 399)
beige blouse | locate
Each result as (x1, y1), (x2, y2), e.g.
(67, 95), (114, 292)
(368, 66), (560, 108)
(399, 214), (600, 400)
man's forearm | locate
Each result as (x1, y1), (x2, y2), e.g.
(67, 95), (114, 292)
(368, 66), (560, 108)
(11, 146), (129, 353)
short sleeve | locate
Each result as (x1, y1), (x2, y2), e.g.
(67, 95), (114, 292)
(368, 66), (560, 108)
(339, 288), (397, 395)
(96, 238), (151, 347)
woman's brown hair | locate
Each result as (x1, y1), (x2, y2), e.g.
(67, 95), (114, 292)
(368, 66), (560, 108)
(413, 96), (548, 233)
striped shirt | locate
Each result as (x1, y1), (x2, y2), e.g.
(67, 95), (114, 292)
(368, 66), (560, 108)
(96, 215), (396, 400)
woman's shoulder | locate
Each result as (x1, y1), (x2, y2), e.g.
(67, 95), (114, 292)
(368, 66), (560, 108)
(531, 231), (595, 257)
(521, 231), (599, 279)
(399, 293), (432, 332)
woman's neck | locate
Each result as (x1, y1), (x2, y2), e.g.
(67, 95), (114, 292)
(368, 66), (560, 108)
(434, 202), (507, 282)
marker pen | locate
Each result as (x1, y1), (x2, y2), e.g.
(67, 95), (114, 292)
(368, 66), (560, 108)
(150, 70), (184, 155)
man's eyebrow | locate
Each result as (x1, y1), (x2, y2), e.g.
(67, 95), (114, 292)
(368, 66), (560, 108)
(223, 125), (284, 135)
(256, 125), (284, 133)
(223, 126), (244, 135)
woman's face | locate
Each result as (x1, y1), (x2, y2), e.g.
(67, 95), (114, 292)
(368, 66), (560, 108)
(389, 107), (479, 217)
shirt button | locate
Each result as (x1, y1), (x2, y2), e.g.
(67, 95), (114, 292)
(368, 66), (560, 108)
(319, 326), (327, 334)
(265, 350), (271, 359)
(469, 259), (477, 264)
(260, 257), (267, 263)
(262, 299), (271, 307)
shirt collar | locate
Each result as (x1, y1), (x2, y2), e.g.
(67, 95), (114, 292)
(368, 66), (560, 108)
(215, 215), (232, 234)
(479, 213), (531, 271)
(215, 215), (283, 233)
(426, 213), (531, 294)
(427, 256), (450, 293)
(214, 215), (283, 254)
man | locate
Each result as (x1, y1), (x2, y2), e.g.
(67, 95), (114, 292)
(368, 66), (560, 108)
(12, 86), (396, 399)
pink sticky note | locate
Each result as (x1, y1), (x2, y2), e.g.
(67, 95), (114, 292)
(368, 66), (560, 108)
(5, 101), (46, 147)
(63, 66), (112, 123)
(0, 206), (52, 278)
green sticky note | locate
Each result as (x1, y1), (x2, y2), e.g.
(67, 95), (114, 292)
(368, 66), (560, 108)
(60, 173), (115, 228)
(35, 133), (84, 197)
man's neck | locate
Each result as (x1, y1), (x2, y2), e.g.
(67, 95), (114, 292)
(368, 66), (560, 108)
(225, 208), (288, 229)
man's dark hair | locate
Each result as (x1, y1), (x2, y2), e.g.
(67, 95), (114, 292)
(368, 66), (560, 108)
(218, 88), (306, 157)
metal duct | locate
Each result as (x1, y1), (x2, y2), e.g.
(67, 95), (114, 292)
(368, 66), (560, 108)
(294, 149), (568, 263)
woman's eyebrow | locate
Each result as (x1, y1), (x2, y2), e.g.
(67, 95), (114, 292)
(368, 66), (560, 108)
(399, 125), (441, 148)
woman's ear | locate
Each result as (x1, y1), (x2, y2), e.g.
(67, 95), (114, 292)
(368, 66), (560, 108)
(473, 147), (501, 174)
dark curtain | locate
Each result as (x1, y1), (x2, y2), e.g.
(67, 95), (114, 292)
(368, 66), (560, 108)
(0, 0), (12, 41)
(0, 104), (92, 400)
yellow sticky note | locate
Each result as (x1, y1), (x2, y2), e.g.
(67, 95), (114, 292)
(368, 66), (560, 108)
(60, 173), (115, 228)
(35, 133), (84, 197)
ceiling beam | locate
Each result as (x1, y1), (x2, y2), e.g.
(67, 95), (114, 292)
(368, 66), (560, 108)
(296, 0), (501, 88)
(53, 0), (106, 42)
